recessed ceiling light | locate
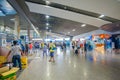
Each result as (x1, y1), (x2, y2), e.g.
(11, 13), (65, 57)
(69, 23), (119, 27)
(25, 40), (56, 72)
(10, 18), (15, 21)
(99, 14), (105, 18)
(68, 32), (70, 34)
(46, 23), (49, 26)
(46, 27), (49, 29)
(72, 29), (76, 31)
(46, 15), (50, 19)
(46, 1), (50, 5)
(49, 30), (52, 32)
(81, 24), (86, 27)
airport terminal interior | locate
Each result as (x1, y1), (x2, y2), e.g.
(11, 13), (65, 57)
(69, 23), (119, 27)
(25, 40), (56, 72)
(0, 0), (120, 80)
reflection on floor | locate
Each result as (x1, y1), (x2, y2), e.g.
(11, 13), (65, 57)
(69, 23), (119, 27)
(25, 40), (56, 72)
(16, 54), (36, 78)
(17, 47), (120, 80)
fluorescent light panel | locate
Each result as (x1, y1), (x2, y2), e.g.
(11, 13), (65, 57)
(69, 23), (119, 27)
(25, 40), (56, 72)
(46, 27), (49, 29)
(46, 15), (50, 19)
(72, 29), (76, 31)
(99, 14), (105, 18)
(46, 23), (49, 26)
(32, 38), (43, 40)
(81, 24), (86, 27)
(46, 1), (50, 5)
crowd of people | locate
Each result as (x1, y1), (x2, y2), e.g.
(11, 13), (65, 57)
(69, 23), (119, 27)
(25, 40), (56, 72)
(26, 41), (56, 62)
(6, 40), (57, 70)
(72, 37), (120, 55)
(72, 40), (96, 55)
(5, 38), (119, 71)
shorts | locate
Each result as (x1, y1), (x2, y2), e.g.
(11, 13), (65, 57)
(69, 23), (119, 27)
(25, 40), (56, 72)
(43, 50), (47, 53)
(50, 52), (54, 57)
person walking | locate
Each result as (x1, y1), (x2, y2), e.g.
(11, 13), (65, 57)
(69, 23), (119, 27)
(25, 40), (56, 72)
(20, 43), (25, 54)
(34, 42), (40, 54)
(72, 41), (75, 52)
(29, 43), (33, 55)
(25, 43), (29, 56)
(49, 41), (56, 62)
(43, 43), (48, 57)
(6, 40), (23, 70)
(63, 42), (66, 49)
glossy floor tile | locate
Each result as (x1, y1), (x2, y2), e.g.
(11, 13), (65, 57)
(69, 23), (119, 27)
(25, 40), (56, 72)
(17, 47), (120, 80)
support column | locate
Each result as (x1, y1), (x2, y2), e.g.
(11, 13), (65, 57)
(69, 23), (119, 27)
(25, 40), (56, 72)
(14, 15), (20, 39)
(41, 31), (46, 40)
(3, 25), (6, 32)
(17, 25), (20, 39)
(27, 25), (30, 41)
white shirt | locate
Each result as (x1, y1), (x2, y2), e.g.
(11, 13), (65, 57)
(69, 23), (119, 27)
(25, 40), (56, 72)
(11, 45), (21, 56)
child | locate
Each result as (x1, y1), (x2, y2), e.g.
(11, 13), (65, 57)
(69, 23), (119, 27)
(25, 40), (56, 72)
(43, 43), (48, 57)
(75, 47), (79, 55)
(29, 43), (33, 55)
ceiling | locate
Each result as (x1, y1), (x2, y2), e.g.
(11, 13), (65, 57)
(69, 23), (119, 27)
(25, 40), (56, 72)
(26, 1), (111, 27)
(0, 11), (98, 36)
(45, 0), (120, 20)
(101, 22), (120, 32)
(30, 12), (98, 36)
(0, 14), (30, 30)
(1, 0), (119, 37)
(24, 0), (120, 34)
(0, 0), (16, 16)
(25, 0), (120, 23)
(0, 0), (30, 30)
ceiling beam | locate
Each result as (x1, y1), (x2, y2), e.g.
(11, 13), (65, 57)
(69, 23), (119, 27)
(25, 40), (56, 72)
(7, 0), (40, 35)
(47, 0), (120, 20)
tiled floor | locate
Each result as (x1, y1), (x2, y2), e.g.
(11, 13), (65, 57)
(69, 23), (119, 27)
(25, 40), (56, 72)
(17, 47), (120, 80)
(16, 54), (36, 78)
